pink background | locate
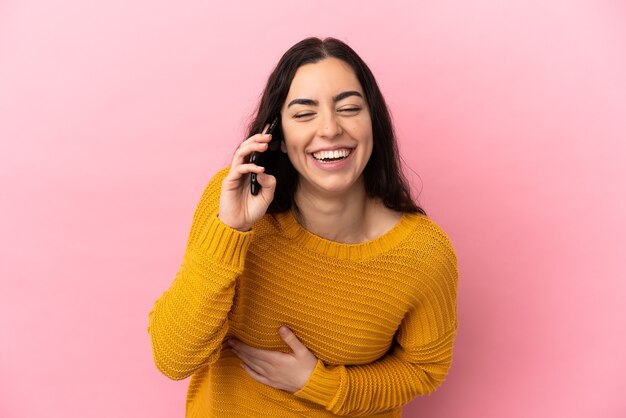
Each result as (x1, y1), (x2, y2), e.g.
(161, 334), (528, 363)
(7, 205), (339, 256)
(1, 1), (625, 417)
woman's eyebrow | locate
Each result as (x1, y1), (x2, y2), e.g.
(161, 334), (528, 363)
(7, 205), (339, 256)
(287, 98), (317, 108)
(334, 90), (362, 102)
(287, 90), (363, 108)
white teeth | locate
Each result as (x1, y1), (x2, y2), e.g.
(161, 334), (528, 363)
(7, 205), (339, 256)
(312, 149), (351, 161)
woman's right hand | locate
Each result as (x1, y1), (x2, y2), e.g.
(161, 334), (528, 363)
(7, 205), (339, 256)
(218, 128), (277, 232)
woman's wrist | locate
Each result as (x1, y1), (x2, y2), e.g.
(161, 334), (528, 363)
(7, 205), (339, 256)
(217, 213), (252, 232)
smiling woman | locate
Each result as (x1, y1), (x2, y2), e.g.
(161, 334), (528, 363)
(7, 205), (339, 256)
(280, 58), (373, 201)
(148, 37), (458, 417)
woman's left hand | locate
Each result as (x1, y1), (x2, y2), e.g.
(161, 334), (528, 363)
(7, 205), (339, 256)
(228, 326), (318, 393)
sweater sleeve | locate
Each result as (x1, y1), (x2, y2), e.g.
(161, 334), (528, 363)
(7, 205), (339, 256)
(293, 229), (458, 416)
(148, 167), (253, 380)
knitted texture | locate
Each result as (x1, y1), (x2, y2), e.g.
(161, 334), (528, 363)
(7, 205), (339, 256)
(148, 167), (458, 417)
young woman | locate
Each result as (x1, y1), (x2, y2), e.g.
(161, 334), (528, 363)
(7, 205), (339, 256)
(148, 37), (458, 417)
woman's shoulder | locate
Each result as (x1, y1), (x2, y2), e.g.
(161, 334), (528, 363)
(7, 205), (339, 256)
(186, 166), (231, 229)
(367, 200), (452, 249)
(400, 212), (457, 268)
(196, 166), (230, 204)
(403, 211), (451, 238)
(205, 166), (230, 191)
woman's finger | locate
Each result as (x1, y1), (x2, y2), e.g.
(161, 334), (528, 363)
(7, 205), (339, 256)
(229, 340), (276, 363)
(278, 327), (307, 355)
(231, 346), (277, 376)
(239, 132), (273, 149)
(240, 362), (272, 386)
(231, 163), (265, 176)
(256, 173), (277, 199)
(232, 137), (271, 165)
(236, 352), (268, 375)
(223, 161), (265, 185)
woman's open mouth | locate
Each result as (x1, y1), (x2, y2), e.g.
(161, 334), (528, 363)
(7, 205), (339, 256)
(311, 148), (352, 162)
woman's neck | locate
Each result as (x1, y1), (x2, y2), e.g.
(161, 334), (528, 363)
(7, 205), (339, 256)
(292, 180), (384, 244)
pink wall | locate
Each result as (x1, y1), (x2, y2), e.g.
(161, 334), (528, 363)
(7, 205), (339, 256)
(1, 1), (625, 417)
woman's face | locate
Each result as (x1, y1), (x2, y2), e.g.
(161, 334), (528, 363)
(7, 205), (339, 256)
(280, 57), (373, 197)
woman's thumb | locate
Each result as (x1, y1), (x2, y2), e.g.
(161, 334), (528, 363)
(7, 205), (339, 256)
(257, 172), (277, 193)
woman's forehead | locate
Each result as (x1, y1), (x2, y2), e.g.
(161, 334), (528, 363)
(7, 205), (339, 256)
(286, 58), (364, 99)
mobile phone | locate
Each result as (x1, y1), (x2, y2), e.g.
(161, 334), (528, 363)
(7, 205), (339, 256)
(250, 116), (281, 195)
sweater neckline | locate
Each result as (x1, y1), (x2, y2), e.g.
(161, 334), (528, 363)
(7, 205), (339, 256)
(275, 210), (421, 261)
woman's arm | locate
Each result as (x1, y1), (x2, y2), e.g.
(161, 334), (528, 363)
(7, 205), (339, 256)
(231, 229), (458, 415)
(230, 321), (456, 415)
(148, 128), (277, 380)
(293, 322), (457, 416)
(292, 239), (459, 416)
(148, 167), (253, 380)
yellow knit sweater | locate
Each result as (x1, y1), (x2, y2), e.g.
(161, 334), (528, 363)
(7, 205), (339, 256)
(148, 167), (458, 417)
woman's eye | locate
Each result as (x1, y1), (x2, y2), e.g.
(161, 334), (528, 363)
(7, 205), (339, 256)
(294, 113), (315, 119)
(339, 107), (360, 113)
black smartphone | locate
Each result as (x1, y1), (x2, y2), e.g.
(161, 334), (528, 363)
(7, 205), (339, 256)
(250, 116), (282, 195)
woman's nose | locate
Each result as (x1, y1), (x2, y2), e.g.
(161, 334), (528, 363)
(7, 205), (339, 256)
(317, 111), (342, 138)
